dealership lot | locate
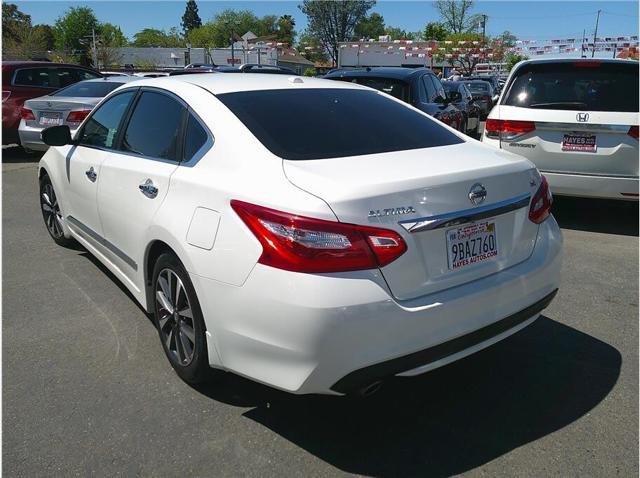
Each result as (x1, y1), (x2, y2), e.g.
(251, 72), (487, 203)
(2, 147), (638, 476)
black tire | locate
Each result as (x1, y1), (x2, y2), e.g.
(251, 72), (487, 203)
(152, 252), (212, 384)
(474, 119), (481, 140)
(39, 174), (75, 247)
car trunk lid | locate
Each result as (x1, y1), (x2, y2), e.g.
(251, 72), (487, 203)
(24, 96), (99, 128)
(283, 142), (541, 300)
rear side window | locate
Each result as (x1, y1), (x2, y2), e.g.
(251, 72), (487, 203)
(422, 76), (438, 102)
(121, 91), (185, 161)
(333, 77), (411, 103)
(183, 113), (209, 161)
(53, 81), (124, 98)
(13, 68), (53, 87)
(503, 62), (639, 112)
(78, 91), (136, 149)
(217, 89), (463, 160)
(430, 75), (446, 100)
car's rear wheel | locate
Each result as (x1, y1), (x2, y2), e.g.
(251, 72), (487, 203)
(152, 252), (212, 384)
(39, 174), (74, 247)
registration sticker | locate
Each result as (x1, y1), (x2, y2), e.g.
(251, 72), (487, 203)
(446, 222), (498, 270)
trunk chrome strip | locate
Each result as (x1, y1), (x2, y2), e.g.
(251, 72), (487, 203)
(398, 192), (531, 233)
(66, 215), (138, 270)
(534, 122), (631, 133)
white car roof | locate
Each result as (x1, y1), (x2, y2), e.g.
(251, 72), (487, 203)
(515, 57), (635, 66)
(124, 73), (371, 95)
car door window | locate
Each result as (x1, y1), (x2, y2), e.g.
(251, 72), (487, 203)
(183, 113), (209, 161)
(77, 91), (136, 149)
(121, 91), (185, 161)
(63, 68), (101, 83)
(422, 75), (437, 102)
(13, 68), (53, 87)
(430, 76), (447, 102)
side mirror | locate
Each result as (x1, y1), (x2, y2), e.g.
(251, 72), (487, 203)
(492, 94), (499, 103)
(41, 125), (72, 146)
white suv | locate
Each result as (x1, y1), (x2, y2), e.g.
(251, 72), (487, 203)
(38, 75), (562, 395)
(483, 58), (638, 200)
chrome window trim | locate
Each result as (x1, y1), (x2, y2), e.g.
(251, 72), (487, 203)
(398, 192), (531, 233)
(534, 122), (632, 133)
(66, 215), (138, 270)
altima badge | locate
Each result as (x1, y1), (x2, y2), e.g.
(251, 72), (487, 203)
(368, 206), (416, 218)
(468, 183), (487, 206)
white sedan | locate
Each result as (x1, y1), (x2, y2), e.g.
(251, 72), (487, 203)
(38, 74), (562, 395)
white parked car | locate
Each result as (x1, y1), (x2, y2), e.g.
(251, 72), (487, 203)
(483, 58), (639, 200)
(37, 75), (562, 395)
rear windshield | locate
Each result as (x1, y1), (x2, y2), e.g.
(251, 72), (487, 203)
(217, 88), (463, 160)
(466, 82), (490, 92)
(52, 81), (124, 97)
(331, 77), (411, 103)
(502, 62), (639, 112)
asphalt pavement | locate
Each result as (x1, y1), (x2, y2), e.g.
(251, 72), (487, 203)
(3, 146), (638, 477)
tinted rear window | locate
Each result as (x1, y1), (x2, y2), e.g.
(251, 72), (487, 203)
(503, 62), (639, 112)
(217, 89), (463, 160)
(53, 81), (124, 97)
(466, 82), (490, 92)
(331, 77), (411, 103)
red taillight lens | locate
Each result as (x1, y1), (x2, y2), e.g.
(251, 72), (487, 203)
(66, 109), (91, 123)
(231, 200), (408, 273)
(628, 125), (639, 140)
(2, 91), (10, 102)
(20, 107), (35, 120)
(485, 119), (536, 140)
(529, 175), (553, 224)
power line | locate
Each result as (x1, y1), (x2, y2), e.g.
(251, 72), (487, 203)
(488, 11), (599, 20)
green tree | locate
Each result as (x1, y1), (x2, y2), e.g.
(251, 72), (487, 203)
(434, 32), (483, 75)
(384, 26), (416, 40)
(3, 24), (51, 60)
(132, 28), (184, 47)
(297, 29), (329, 64)
(187, 23), (219, 48)
(434, 0), (476, 34)
(424, 21), (448, 41)
(2, 3), (31, 44)
(53, 6), (100, 64)
(256, 14), (278, 36)
(506, 53), (527, 71)
(181, 0), (202, 36)
(99, 23), (128, 47)
(299, 0), (376, 65)
(277, 14), (296, 44)
(354, 12), (385, 40)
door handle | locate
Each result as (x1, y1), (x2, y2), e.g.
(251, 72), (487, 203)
(139, 179), (158, 199)
(85, 167), (97, 182)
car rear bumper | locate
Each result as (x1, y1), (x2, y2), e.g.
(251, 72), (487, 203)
(191, 217), (563, 395)
(543, 171), (639, 201)
(18, 121), (79, 152)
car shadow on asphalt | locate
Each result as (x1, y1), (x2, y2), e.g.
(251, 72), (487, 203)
(193, 317), (621, 477)
(2, 145), (43, 164)
(552, 196), (638, 237)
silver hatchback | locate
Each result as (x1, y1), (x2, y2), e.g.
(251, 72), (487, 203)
(18, 76), (140, 151)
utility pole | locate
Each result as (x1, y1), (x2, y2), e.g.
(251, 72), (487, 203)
(591, 9), (601, 58)
(481, 14), (487, 45)
(581, 29), (586, 58)
(230, 27), (235, 65)
(92, 28), (98, 69)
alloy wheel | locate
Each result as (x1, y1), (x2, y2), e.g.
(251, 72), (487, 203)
(41, 181), (64, 238)
(155, 268), (196, 366)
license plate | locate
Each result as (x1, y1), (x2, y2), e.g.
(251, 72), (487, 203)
(39, 112), (63, 126)
(446, 222), (498, 271)
(562, 133), (596, 152)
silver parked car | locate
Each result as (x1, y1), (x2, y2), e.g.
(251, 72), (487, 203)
(18, 77), (140, 151)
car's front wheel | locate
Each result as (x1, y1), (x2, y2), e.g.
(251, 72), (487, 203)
(152, 252), (212, 384)
(39, 174), (74, 247)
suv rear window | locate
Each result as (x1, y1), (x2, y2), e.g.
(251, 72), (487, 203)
(503, 62), (639, 112)
(332, 77), (411, 103)
(217, 89), (463, 160)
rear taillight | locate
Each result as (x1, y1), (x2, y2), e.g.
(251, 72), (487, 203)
(230, 200), (407, 273)
(485, 118), (536, 140)
(66, 110), (91, 123)
(529, 175), (553, 224)
(482, 95), (491, 101)
(20, 107), (35, 120)
(628, 125), (639, 140)
(2, 91), (10, 102)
